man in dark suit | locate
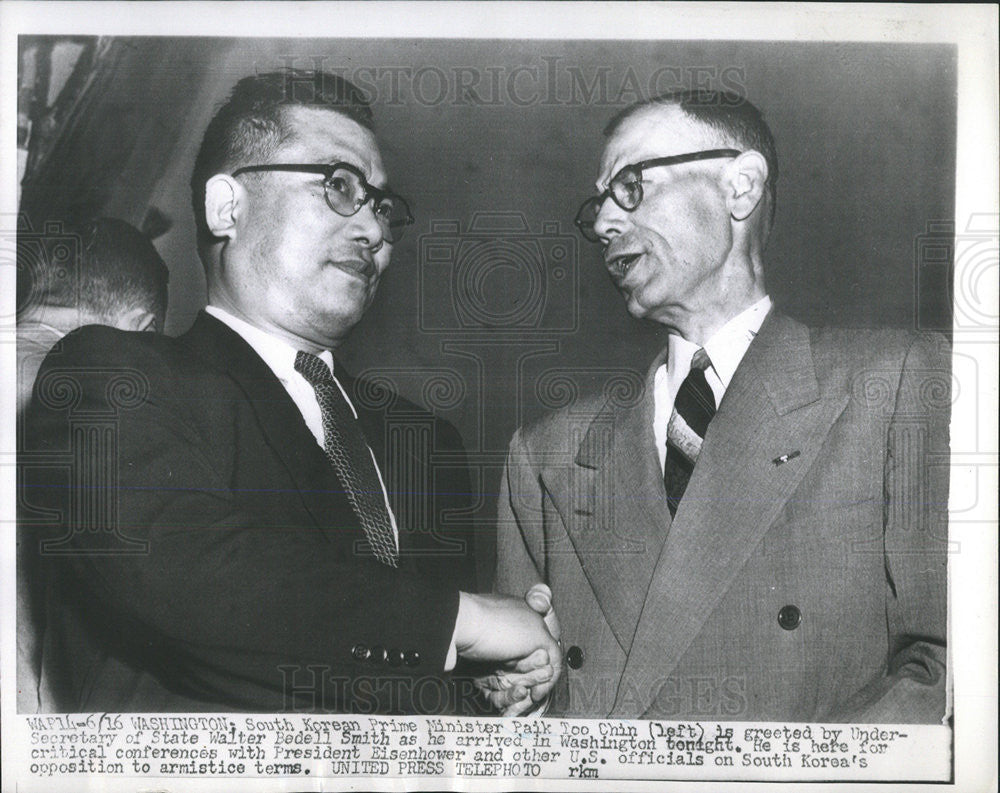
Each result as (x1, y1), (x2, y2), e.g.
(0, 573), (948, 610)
(16, 216), (169, 418)
(22, 69), (560, 713)
(17, 216), (169, 713)
(494, 91), (949, 722)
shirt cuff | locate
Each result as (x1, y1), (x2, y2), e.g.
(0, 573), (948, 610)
(444, 623), (459, 671)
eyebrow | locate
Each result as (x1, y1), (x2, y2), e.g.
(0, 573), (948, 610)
(368, 174), (392, 192)
(322, 154), (357, 169)
(319, 156), (390, 187)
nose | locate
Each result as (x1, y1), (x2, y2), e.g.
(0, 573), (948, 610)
(348, 199), (387, 250)
(592, 194), (627, 243)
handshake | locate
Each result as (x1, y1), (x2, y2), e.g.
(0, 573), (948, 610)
(454, 585), (562, 716)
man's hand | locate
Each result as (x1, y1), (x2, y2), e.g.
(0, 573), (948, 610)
(475, 648), (552, 715)
(526, 583), (560, 641)
(455, 588), (562, 713)
(470, 584), (561, 715)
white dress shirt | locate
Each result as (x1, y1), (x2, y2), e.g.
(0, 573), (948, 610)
(653, 296), (772, 470)
(205, 306), (399, 547)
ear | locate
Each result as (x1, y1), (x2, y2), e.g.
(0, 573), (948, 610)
(204, 174), (243, 240)
(114, 308), (159, 333)
(725, 150), (768, 222)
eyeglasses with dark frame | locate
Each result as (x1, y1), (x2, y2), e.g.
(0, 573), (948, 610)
(231, 162), (415, 243)
(574, 148), (741, 243)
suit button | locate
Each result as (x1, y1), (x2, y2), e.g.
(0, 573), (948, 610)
(778, 605), (801, 630)
(403, 650), (421, 668)
(370, 645), (388, 664)
(566, 645), (584, 669)
(387, 648), (403, 666)
(351, 643), (370, 661)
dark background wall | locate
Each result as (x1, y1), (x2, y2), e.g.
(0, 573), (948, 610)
(18, 38), (956, 579)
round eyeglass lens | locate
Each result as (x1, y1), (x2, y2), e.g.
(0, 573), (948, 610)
(610, 166), (643, 210)
(375, 198), (408, 237)
(574, 197), (602, 242)
(323, 167), (365, 216)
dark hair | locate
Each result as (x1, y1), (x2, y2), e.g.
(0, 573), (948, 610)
(18, 217), (169, 322)
(190, 69), (374, 247)
(604, 90), (779, 229)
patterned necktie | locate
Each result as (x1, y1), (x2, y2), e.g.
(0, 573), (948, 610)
(663, 348), (716, 516)
(294, 351), (398, 567)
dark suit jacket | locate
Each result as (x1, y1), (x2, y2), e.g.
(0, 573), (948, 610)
(22, 312), (477, 713)
(496, 313), (950, 722)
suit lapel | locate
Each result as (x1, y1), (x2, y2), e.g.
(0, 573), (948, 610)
(550, 350), (672, 653)
(180, 312), (342, 534)
(611, 313), (849, 716)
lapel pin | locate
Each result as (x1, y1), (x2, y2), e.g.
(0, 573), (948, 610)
(773, 450), (801, 466)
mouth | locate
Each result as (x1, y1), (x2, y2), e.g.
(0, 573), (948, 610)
(330, 259), (377, 283)
(605, 252), (643, 281)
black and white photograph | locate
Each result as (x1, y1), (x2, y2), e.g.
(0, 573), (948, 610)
(1, 3), (996, 791)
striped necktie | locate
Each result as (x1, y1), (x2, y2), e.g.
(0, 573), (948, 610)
(663, 348), (716, 516)
(295, 351), (398, 567)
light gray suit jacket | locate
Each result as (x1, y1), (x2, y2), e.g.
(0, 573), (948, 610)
(496, 313), (949, 722)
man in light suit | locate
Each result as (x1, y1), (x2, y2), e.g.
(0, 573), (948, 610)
(495, 91), (949, 722)
(23, 69), (560, 713)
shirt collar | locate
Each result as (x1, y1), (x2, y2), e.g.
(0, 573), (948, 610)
(204, 306), (334, 382)
(18, 306), (99, 340)
(666, 295), (772, 386)
(17, 319), (66, 346)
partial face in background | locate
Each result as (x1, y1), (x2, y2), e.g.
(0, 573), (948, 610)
(221, 105), (392, 349)
(592, 105), (738, 328)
